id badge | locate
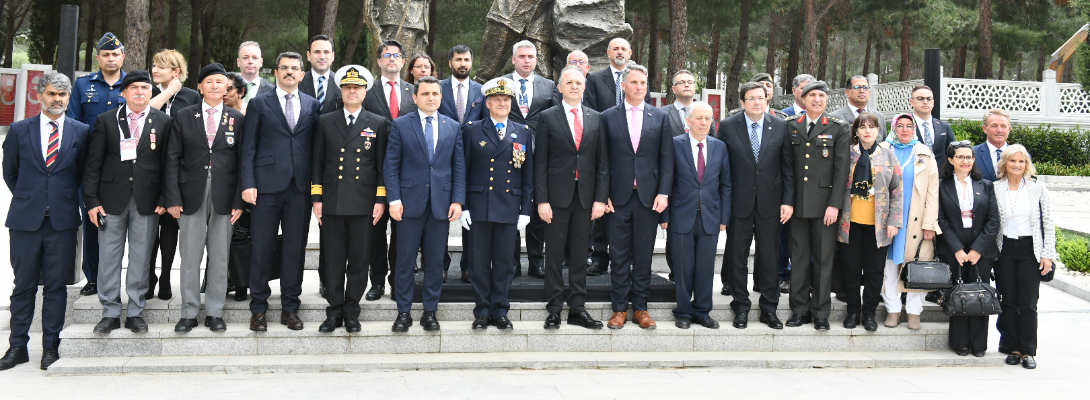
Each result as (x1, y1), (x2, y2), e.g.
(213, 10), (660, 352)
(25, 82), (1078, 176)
(961, 210), (973, 229)
(120, 138), (138, 161)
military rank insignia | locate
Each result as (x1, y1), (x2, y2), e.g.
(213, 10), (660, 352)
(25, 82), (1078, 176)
(479, 141), (487, 147)
(512, 143), (526, 168)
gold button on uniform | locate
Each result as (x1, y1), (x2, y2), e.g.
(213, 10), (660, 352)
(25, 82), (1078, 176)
(490, 159), (495, 162)
(804, 177), (808, 181)
(355, 176), (359, 180)
(489, 177), (493, 181)
(356, 158), (360, 162)
(507, 170), (511, 173)
(356, 167), (360, 170)
(357, 149), (361, 153)
(489, 186), (493, 190)
(490, 168), (493, 171)
(339, 157), (343, 161)
(339, 166), (343, 170)
(805, 166), (809, 170)
(507, 180), (511, 183)
(341, 148), (345, 152)
(806, 143), (811, 146)
(806, 154), (810, 158)
(338, 175), (343, 179)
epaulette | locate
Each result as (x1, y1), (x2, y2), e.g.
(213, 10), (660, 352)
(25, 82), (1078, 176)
(772, 110), (789, 119)
(467, 121), (473, 125)
(727, 108), (743, 116)
(829, 116), (848, 126)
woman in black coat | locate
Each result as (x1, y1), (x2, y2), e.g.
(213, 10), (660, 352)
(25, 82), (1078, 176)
(935, 141), (1000, 357)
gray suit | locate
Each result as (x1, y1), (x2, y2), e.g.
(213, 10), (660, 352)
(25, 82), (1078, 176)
(829, 105), (886, 142)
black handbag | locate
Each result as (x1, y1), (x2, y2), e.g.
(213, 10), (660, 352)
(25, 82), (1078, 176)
(900, 240), (953, 290)
(941, 260), (1002, 317)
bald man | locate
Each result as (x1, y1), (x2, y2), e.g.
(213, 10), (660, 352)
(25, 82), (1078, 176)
(584, 38), (650, 113)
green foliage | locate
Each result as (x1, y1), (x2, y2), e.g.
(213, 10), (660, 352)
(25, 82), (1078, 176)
(947, 119), (1090, 169)
(1033, 162), (1090, 177)
(1058, 229), (1090, 273)
(1077, 42), (1090, 94)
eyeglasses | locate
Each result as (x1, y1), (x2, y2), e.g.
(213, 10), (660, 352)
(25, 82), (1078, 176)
(895, 124), (916, 130)
(412, 64), (431, 69)
(952, 140), (972, 146)
(568, 60), (588, 65)
(953, 155), (975, 161)
(674, 80), (695, 86)
(849, 85), (870, 91)
(381, 53), (402, 59)
(277, 65), (302, 72)
(744, 97), (766, 102)
(913, 96), (934, 102)
(225, 86), (235, 91)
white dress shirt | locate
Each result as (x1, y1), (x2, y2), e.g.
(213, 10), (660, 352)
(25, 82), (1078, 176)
(562, 100), (582, 143)
(913, 114), (934, 143)
(744, 113), (764, 148)
(986, 141), (1009, 175)
(312, 70), (332, 91)
(343, 108), (360, 126)
(381, 76), (403, 109)
(38, 114), (64, 160)
(274, 86), (301, 127)
(954, 174), (975, 228)
(491, 117), (508, 138)
(1004, 180), (1033, 238)
(514, 72), (535, 110)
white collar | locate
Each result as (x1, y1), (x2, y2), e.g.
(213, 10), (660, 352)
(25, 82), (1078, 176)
(491, 117), (508, 128)
(275, 86), (299, 99)
(124, 106), (150, 117)
(689, 134), (708, 146)
(343, 108), (360, 121)
(914, 113), (933, 125)
(202, 101), (223, 113)
(563, 100), (581, 111)
(452, 76), (471, 86)
(609, 65), (624, 75)
(418, 110), (438, 120)
(986, 141), (1009, 153)
(514, 72), (535, 83)
(381, 76), (401, 87)
(623, 100), (644, 111)
(744, 113), (764, 126)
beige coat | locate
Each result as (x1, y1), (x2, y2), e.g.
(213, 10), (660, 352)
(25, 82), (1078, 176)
(895, 143), (941, 293)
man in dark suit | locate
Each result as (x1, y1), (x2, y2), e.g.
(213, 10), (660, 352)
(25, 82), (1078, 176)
(660, 69), (701, 281)
(536, 66), (609, 330)
(584, 38), (652, 113)
(784, 81), (851, 331)
(718, 82), (794, 330)
(829, 75), (885, 141)
(974, 109), (1012, 181)
(508, 40), (561, 279)
(600, 65), (673, 330)
(300, 35), (343, 115)
(662, 102), (730, 330)
(311, 66), (388, 333)
(83, 70), (172, 335)
(162, 63), (246, 333)
(439, 45), (485, 125)
(362, 40), (418, 301)
(237, 41), (275, 105)
(384, 76), (466, 332)
(460, 78), (533, 329)
(0, 73), (89, 370)
(910, 85), (951, 157)
(239, 52), (320, 332)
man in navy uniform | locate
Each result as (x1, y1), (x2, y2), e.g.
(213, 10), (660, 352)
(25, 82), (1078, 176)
(1, 73), (90, 370)
(67, 32), (128, 297)
(384, 76), (466, 333)
(459, 78), (533, 330)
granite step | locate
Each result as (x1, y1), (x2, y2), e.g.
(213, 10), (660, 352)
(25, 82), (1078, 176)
(45, 350), (1006, 375)
(58, 320), (955, 358)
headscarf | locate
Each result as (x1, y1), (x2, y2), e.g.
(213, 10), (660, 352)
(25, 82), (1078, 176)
(885, 113), (920, 150)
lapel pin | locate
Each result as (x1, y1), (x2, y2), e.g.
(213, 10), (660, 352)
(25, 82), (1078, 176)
(479, 141), (486, 147)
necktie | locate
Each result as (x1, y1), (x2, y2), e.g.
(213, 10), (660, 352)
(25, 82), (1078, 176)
(206, 108), (218, 147)
(808, 121), (815, 136)
(284, 93), (296, 131)
(496, 122), (505, 140)
(857, 108), (865, 115)
(628, 106), (641, 153)
(128, 111), (145, 140)
(456, 82), (466, 123)
(388, 81), (400, 119)
(697, 142), (705, 183)
(996, 148), (1003, 163)
(246, 82), (256, 102)
(571, 108), (582, 179)
(316, 75), (326, 105)
(614, 71), (622, 106)
(750, 122), (760, 162)
(425, 115), (435, 162)
(46, 121), (59, 170)
(519, 79), (529, 110)
(681, 106), (690, 133)
(923, 122), (933, 147)
(348, 114), (355, 127)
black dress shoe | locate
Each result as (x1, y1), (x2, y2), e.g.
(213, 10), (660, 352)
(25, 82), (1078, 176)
(227, 283), (237, 294)
(834, 292), (848, 303)
(319, 283), (328, 299)
(1005, 352), (1022, 365)
(759, 312), (784, 329)
(233, 288), (248, 302)
(460, 271), (470, 283)
(692, 316), (720, 329)
(720, 287), (731, 296)
(843, 312), (860, 329)
(813, 318), (830, 331)
(125, 316), (149, 333)
(785, 314), (811, 327)
(145, 277), (157, 300)
(1021, 355), (1037, 369)
(40, 348), (59, 370)
(492, 316), (513, 330)
(528, 264), (545, 279)
(732, 313), (748, 329)
(567, 311), (603, 329)
(281, 312), (304, 330)
(514, 265), (523, 277)
(93, 317), (121, 334)
(174, 318), (198, 333)
(544, 312), (561, 329)
(392, 312), (413, 332)
(861, 314), (878, 331)
(972, 349), (986, 357)
(954, 348), (970, 356)
(204, 316), (227, 332)
(79, 281), (98, 296)
(778, 280), (790, 294)
(365, 285), (385, 301)
(472, 316), (490, 329)
(0, 347), (29, 370)
(586, 262), (606, 276)
(319, 316), (344, 333)
(421, 311), (441, 331)
(675, 318), (691, 329)
(344, 319), (361, 333)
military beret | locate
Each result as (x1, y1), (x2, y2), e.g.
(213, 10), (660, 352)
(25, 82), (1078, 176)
(197, 63), (227, 83)
(482, 77), (515, 97)
(335, 64), (373, 89)
(750, 73), (773, 83)
(800, 80), (829, 97)
(119, 70), (152, 90)
(97, 32), (123, 51)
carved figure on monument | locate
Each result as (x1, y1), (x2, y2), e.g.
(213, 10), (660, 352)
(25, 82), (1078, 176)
(364, 0), (431, 63)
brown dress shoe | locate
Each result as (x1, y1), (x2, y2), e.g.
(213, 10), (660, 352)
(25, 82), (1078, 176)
(633, 310), (657, 329)
(250, 313), (268, 332)
(281, 312), (304, 330)
(607, 312), (627, 329)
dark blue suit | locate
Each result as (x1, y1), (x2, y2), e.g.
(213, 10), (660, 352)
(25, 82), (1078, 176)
(3, 115), (89, 350)
(240, 89), (320, 314)
(664, 134), (731, 320)
(385, 111), (466, 313)
(462, 118), (533, 318)
(438, 78), (486, 124)
(974, 142), (1002, 181)
(600, 103), (674, 312)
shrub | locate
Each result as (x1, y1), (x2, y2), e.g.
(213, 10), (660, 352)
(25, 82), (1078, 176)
(1035, 162), (1090, 177)
(1058, 229), (1090, 273)
(948, 119), (1090, 169)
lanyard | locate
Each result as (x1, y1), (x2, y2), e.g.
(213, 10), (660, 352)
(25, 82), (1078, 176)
(1007, 178), (1026, 216)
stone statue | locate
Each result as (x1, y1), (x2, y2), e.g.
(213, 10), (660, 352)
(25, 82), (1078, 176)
(363, 0), (431, 62)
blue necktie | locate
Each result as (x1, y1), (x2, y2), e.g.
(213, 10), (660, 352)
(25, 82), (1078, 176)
(519, 79), (528, 108)
(496, 122), (505, 140)
(425, 116), (435, 162)
(316, 75), (326, 104)
(750, 122), (760, 162)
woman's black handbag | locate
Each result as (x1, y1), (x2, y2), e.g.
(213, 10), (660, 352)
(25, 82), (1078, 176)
(941, 260), (1002, 317)
(900, 240), (953, 290)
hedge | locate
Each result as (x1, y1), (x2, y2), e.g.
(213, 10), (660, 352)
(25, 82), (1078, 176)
(948, 119), (1090, 169)
(1058, 229), (1090, 273)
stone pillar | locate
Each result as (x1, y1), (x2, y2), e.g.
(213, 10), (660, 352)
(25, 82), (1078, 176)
(1042, 69), (1060, 118)
(866, 73), (878, 112)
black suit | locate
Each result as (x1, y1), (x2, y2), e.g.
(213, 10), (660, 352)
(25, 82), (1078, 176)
(299, 71), (343, 115)
(509, 73), (561, 275)
(240, 89), (320, 315)
(936, 177), (1000, 352)
(601, 103), (673, 313)
(149, 85), (201, 284)
(915, 117), (952, 159)
(717, 112), (794, 315)
(83, 108), (172, 215)
(583, 67), (651, 113)
(312, 109), (388, 319)
(535, 104), (609, 314)
(162, 104), (246, 215)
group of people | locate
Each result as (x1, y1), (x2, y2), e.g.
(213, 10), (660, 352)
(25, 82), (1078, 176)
(0, 32), (1055, 371)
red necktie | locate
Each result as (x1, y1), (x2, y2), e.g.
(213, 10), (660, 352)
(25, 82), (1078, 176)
(388, 81), (400, 119)
(571, 108), (582, 180)
(46, 121), (59, 170)
(697, 142), (705, 183)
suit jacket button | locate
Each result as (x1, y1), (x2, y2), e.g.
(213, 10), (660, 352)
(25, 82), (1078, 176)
(129, 177), (133, 181)
(357, 149), (361, 152)
(805, 166), (809, 169)
(338, 175), (342, 179)
(491, 159), (495, 162)
(806, 154), (810, 158)
(506, 189), (510, 193)
(356, 167), (360, 170)
(356, 158), (360, 162)
(508, 170), (511, 173)
(490, 168), (493, 171)
(913, 235), (917, 239)
(489, 177), (493, 181)
(507, 180), (511, 183)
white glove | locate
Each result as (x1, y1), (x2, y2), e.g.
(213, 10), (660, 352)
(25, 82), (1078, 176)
(517, 215), (530, 230)
(460, 210), (472, 230)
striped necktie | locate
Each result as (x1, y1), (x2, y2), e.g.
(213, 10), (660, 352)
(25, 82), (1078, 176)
(316, 75), (326, 104)
(46, 121), (59, 170)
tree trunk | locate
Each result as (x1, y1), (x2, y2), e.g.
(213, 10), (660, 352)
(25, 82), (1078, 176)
(342, 2), (368, 64)
(0, 0), (6, 66)
(899, 12), (910, 81)
(308, 0), (325, 40)
(187, 0), (201, 86)
(1036, 48), (1046, 81)
(707, 26), (722, 89)
(817, 24), (829, 80)
(124, 0), (150, 70)
(199, 1), (215, 68)
(874, 38), (883, 81)
(1, 6), (13, 67)
(840, 37), (847, 87)
(647, 2), (661, 92)
(166, 0), (179, 48)
(83, 0), (97, 70)
(765, 11), (779, 76)
(862, 28), (872, 76)
(801, 0), (816, 73)
(668, 0), (687, 103)
(953, 45), (967, 78)
(426, 0), (436, 57)
(974, 0), (993, 79)
(1015, 53), (1023, 81)
(322, 0), (339, 37)
(724, 0), (751, 95)
(147, 0), (166, 68)
(785, 10), (802, 91)
(630, 11), (642, 64)
(997, 57), (1005, 80)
